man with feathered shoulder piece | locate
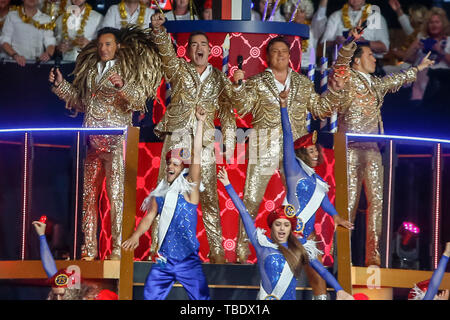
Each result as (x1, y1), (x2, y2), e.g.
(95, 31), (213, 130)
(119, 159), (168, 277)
(330, 29), (434, 266)
(148, 12), (236, 264)
(231, 36), (344, 264)
(48, 26), (162, 261)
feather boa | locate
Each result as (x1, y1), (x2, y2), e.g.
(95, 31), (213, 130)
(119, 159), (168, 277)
(140, 169), (204, 212)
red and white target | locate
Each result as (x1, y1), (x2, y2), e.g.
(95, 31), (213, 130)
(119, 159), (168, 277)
(223, 238), (236, 251)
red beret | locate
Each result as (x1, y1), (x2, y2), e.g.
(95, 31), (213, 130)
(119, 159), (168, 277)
(266, 205), (297, 232)
(165, 148), (191, 168)
(294, 130), (317, 150)
(49, 269), (77, 288)
(204, 0), (212, 9)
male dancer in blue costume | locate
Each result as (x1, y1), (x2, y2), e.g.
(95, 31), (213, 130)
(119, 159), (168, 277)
(122, 106), (209, 300)
(218, 167), (354, 300)
(278, 89), (354, 299)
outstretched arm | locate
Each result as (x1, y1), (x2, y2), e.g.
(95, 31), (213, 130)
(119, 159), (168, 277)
(309, 258), (354, 300)
(321, 196), (354, 230)
(423, 242), (450, 300)
(32, 221), (58, 278)
(149, 12), (182, 82)
(49, 67), (84, 112)
(185, 106), (205, 204)
(218, 167), (259, 249)
(279, 90), (301, 178)
(122, 197), (158, 251)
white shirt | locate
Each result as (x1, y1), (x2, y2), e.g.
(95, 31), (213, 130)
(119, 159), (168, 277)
(0, 9), (56, 59)
(54, 7), (103, 61)
(356, 70), (373, 86)
(266, 67), (292, 92)
(101, 4), (154, 29)
(398, 14), (414, 37)
(321, 5), (390, 59)
(302, 6), (327, 67)
(165, 11), (198, 21)
(96, 59), (116, 83)
(199, 64), (212, 82)
(0, 13), (8, 58)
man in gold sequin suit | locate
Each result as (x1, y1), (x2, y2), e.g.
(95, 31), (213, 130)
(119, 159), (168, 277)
(231, 37), (344, 264)
(149, 13), (236, 263)
(331, 33), (434, 266)
(49, 27), (161, 260)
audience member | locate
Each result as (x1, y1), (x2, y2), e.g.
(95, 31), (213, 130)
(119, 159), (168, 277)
(101, 0), (154, 29)
(0, 0), (12, 58)
(284, 0), (328, 68)
(321, 0), (389, 75)
(39, 0), (68, 20)
(252, 0), (285, 22)
(54, 0), (103, 61)
(403, 7), (450, 100)
(1, 0), (56, 67)
(202, 0), (212, 20)
(165, 0), (198, 21)
(387, 0), (428, 65)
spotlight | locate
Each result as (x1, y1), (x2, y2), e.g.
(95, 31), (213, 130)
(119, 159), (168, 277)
(400, 222), (420, 246)
(393, 221), (420, 270)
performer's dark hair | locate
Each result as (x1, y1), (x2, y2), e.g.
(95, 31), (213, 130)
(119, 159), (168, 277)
(351, 43), (371, 67)
(266, 36), (291, 55)
(295, 144), (324, 167)
(97, 27), (121, 42)
(188, 31), (210, 47)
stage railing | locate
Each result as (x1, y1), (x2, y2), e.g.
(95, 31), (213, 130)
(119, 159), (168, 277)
(0, 126), (139, 300)
(334, 132), (450, 294)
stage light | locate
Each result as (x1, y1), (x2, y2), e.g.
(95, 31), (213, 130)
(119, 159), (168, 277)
(400, 222), (420, 246)
(393, 221), (421, 270)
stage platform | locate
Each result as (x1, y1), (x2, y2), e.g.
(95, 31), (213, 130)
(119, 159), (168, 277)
(0, 129), (449, 300)
(0, 260), (449, 300)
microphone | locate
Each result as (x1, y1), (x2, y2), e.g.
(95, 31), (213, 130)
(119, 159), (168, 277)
(51, 49), (62, 86)
(237, 55), (243, 85)
(343, 17), (369, 46)
(54, 49), (62, 71)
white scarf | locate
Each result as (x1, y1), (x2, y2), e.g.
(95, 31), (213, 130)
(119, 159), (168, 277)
(140, 169), (198, 262)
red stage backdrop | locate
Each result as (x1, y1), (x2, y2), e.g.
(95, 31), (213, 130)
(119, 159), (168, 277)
(97, 31), (337, 266)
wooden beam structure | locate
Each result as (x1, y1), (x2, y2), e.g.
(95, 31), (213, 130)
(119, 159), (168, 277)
(0, 260), (120, 279)
(351, 266), (450, 289)
(118, 126), (140, 300)
(334, 132), (353, 293)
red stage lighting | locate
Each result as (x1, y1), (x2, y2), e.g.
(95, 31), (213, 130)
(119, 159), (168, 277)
(400, 221), (420, 246)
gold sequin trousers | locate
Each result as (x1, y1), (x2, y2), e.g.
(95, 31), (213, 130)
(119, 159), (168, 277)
(81, 136), (124, 259)
(347, 143), (383, 266)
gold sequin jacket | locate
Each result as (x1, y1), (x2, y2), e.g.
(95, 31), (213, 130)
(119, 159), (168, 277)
(52, 63), (147, 128)
(150, 28), (236, 150)
(229, 70), (343, 159)
(333, 42), (418, 135)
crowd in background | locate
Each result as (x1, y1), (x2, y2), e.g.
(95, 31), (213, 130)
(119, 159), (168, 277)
(1, 0), (450, 105)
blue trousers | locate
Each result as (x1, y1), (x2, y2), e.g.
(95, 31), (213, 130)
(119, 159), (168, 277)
(143, 253), (210, 300)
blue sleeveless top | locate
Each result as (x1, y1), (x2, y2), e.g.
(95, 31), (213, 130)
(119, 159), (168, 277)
(155, 194), (200, 261)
